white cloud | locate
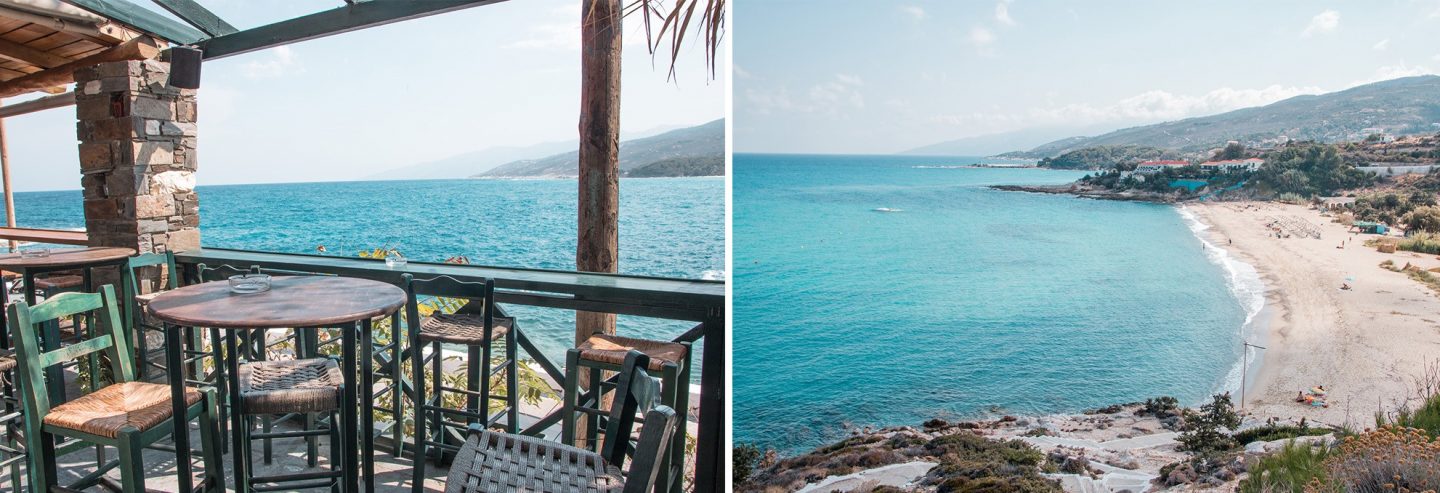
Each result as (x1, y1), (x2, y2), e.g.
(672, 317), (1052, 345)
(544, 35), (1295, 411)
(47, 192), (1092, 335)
(968, 27), (997, 56)
(1373, 38), (1390, 51)
(929, 84), (1323, 131)
(1350, 63), (1436, 87)
(970, 27), (996, 46)
(995, 1), (1016, 26)
(1302, 10), (1340, 37)
(744, 75), (865, 117)
(900, 5), (926, 21)
(734, 64), (753, 79)
(809, 74), (865, 112)
(240, 46), (301, 79)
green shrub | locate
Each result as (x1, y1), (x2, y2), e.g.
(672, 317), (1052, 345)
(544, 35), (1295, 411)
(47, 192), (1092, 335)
(1233, 419), (1330, 445)
(1379, 393), (1440, 437)
(1397, 231), (1440, 255)
(1177, 394), (1242, 454)
(936, 476), (1061, 493)
(1140, 396), (1180, 417)
(924, 432), (1058, 492)
(1238, 440), (1329, 493)
(733, 444), (761, 484)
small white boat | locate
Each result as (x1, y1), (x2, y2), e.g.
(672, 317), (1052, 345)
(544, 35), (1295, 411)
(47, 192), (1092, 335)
(873, 207), (903, 213)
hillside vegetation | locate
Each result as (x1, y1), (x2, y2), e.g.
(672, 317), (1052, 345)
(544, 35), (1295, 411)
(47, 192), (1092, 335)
(1005, 75), (1440, 158)
(476, 119), (724, 178)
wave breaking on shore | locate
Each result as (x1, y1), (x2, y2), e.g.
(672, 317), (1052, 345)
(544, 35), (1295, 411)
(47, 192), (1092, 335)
(1177, 206), (1268, 397)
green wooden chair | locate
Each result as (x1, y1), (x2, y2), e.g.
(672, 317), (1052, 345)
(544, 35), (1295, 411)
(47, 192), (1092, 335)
(8, 285), (224, 493)
(403, 274), (520, 488)
(562, 334), (691, 493)
(122, 251), (195, 382)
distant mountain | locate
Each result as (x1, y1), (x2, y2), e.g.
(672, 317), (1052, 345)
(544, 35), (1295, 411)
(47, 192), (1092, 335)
(365, 140), (576, 180)
(1012, 75), (1440, 158)
(902, 124), (1120, 157)
(365, 124), (698, 180)
(476, 119), (724, 179)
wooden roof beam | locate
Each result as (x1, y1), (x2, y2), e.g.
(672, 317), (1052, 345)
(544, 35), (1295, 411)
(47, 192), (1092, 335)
(0, 35), (158, 98)
(196, 0), (506, 60)
(60, 0), (205, 44)
(0, 38), (71, 68)
(150, 0), (237, 37)
(0, 91), (75, 118)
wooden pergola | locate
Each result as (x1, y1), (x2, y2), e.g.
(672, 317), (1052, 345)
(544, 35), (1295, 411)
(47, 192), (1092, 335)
(0, 1), (725, 492)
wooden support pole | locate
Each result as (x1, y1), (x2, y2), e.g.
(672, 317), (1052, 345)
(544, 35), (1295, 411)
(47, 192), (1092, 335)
(575, 0), (623, 451)
(575, 0), (623, 340)
(0, 101), (16, 252)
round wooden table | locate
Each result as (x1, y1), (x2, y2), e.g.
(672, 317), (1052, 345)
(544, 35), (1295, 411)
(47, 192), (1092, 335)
(147, 276), (405, 493)
(0, 246), (135, 404)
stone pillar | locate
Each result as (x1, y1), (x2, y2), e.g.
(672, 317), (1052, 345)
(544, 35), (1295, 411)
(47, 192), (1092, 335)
(74, 54), (200, 254)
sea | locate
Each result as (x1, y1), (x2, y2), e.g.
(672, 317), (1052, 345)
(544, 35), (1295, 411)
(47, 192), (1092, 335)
(4, 177), (725, 380)
(733, 154), (1264, 453)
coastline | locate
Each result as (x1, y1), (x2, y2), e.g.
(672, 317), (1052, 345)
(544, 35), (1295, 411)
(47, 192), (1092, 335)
(1176, 206), (1269, 400)
(1185, 201), (1440, 427)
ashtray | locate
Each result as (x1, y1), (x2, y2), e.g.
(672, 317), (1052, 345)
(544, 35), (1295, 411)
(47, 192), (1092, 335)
(228, 273), (272, 294)
(20, 248), (49, 258)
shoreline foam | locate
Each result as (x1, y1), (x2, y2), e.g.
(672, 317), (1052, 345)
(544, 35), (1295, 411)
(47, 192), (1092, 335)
(1177, 205), (1270, 398)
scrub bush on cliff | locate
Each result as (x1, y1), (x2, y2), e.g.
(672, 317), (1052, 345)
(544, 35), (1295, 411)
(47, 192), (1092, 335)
(1177, 393), (1242, 454)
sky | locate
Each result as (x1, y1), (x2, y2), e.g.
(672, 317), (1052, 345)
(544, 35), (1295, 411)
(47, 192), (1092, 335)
(2, 0), (726, 191)
(733, 0), (1440, 155)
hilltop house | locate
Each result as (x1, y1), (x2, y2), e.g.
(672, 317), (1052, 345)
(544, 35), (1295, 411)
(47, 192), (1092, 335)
(1134, 160), (1190, 173)
(1199, 158), (1264, 172)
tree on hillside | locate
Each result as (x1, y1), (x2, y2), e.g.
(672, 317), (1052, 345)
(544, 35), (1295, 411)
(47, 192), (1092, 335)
(1404, 206), (1440, 233)
(1215, 142), (1245, 160)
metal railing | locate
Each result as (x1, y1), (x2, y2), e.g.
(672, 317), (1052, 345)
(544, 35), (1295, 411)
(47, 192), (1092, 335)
(171, 247), (726, 493)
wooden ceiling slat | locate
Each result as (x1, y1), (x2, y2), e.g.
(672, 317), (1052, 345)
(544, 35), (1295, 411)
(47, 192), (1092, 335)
(0, 38), (68, 68)
(49, 40), (100, 58)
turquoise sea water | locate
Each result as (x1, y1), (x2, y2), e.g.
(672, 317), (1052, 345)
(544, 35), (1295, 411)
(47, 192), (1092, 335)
(734, 154), (1253, 452)
(6, 178), (724, 378)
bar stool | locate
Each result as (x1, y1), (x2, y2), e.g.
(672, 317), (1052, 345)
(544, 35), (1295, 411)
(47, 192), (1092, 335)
(195, 263), (333, 465)
(403, 274), (520, 490)
(235, 357), (344, 492)
(563, 333), (691, 493)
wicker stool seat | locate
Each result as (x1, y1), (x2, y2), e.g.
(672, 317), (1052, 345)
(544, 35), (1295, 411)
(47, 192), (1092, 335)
(577, 334), (688, 371)
(238, 358), (343, 414)
(132, 291), (162, 305)
(33, 275), (83, 291)
(43, 381), (203, 439)
(0, 348), (14, 373)
(419, 313), (513, 345)
(445, 429), (624, 493)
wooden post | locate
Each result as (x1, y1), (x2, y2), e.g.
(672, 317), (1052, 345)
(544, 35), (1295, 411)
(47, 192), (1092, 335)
(0, 100), (16, 252)
(576, 0), (622, 341)
(575, 0), (622, 449)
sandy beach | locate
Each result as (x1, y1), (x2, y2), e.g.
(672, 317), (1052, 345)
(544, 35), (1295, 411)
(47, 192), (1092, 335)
(1189, 201), (1440, 427)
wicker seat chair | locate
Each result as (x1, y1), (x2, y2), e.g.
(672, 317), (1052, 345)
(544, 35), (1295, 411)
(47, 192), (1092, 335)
(8, 286), (224, 492)
(442, 351), (678, 493)
(403, 274), (522, 485)
(563, 333), (691, 492)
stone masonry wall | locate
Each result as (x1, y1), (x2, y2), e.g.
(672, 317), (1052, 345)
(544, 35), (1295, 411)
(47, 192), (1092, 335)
(73, 55), (200, 254)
